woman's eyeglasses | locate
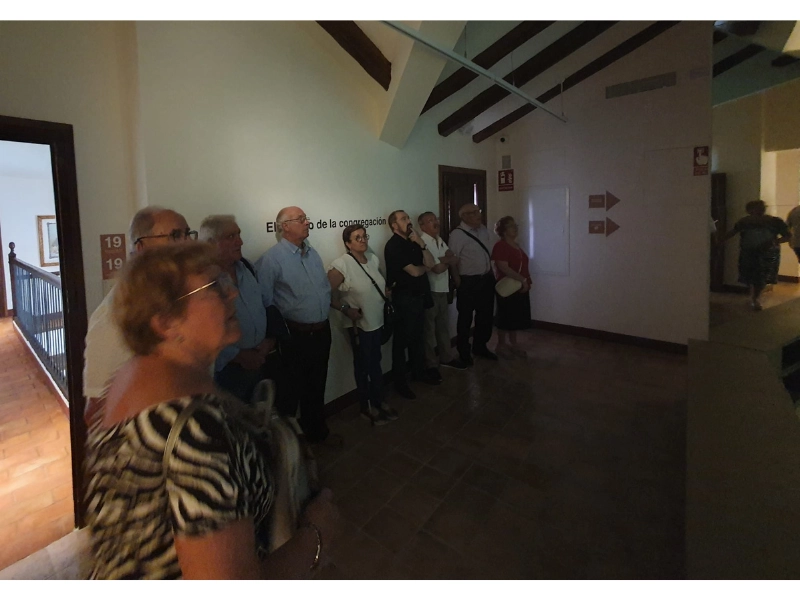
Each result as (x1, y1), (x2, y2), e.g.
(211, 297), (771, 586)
(135, 228), (198, 245)
(176, 272), (236, 302)
(352, 234), (370, 243)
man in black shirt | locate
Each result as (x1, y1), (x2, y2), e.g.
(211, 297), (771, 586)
(384, 210), (439, 399)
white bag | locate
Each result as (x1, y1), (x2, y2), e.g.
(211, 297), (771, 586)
(495, 277), (522, 297)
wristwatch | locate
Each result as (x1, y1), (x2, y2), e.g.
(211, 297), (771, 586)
(340, 303), (350, 313)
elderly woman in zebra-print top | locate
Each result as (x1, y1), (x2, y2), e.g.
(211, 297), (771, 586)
(84, 243), (339, 579)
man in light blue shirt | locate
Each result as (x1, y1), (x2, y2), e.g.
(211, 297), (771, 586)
(200, 215), (277, 403)
(256, 206), (339, 445)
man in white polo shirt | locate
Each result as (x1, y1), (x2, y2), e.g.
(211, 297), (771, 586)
(787, 205), (800, 262)
(83, 206), (195, 424)
(418, 211), (469, 381)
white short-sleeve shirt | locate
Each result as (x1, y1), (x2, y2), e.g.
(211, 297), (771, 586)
(420, 232), (450, 293)
(787, 206), (800, 248)
(327, 252), (386, 332)
(83, 286), (132, 399)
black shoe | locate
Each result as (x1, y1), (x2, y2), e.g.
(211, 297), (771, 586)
(441, 358), (469, 370)
(395, 381), (417, 399)
(459, 354), (474, 367)
(473, 347), (499, 360)
(361, 408), (390, 426)
(426, 367), (443, 383)
(413, 370), (442, 386)
(379, 402), (400, 421)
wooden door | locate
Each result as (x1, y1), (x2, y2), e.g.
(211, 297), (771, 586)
(438, 165), (487, 243)
(710, 173), (726, 292)
(0, 115), (88, 527)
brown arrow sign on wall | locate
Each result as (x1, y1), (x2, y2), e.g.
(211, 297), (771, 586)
(606, 218), (620, 236)
(606, 191), (621, 210)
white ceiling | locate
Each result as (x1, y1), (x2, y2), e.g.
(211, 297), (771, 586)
(0, 140), (52, 180)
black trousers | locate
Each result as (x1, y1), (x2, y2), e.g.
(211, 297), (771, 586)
(391, 292), (426, 383)
(276, 322), (331, 443)
(456, 272), (495, 358)
(214, 352), (281, 404)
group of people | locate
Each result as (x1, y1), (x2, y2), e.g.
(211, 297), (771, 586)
(80, 201), (533, 578)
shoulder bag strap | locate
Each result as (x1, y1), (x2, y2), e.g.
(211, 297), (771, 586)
(453, 227), (492, 259)
(163, 396), (203, 479)
(348, 253), (388, 302)
(240, 257), (257, 280)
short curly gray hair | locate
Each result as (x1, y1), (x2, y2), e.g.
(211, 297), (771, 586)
(198, 215), (237, 243)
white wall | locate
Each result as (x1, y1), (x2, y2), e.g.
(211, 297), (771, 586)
(764, 78), (800, 153)
(489, 22), (712, 344)
(712, 94), (763, 286)
(134, 21), (494, 402)
(0, 141), (59, 310)
(763, 149), (800, 278)
(0, 21), (141, 314)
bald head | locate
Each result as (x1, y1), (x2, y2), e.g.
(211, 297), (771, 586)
(275, 206), (310, 246)
(129, 207), (191, 252)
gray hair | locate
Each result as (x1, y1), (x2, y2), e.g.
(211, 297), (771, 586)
(418, 211), (436, 226)
(274, 207), (290, 241)
(128, 206), (168, 252)
(198, 215), (237, 243)
(458, 203), (479, 219)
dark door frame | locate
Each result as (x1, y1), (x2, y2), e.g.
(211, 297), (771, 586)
(437, 165), (488, 243)
(0, 218), (7, 317)
(0, 115), (88, 528)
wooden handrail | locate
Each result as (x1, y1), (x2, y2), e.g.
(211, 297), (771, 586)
(8, 242), (62, 288)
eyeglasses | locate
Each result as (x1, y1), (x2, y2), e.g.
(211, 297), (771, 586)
(176, 272), (236, 302)
(282, 215), (310, 225)
(135, 228), (198, 245)
(352, 234), (370, 243)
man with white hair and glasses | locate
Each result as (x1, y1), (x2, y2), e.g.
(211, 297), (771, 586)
(256, 206), (340, 446)
(83, 206), (196, 424)
(199, 214), (278, 403)
(448, 203), (499, 365)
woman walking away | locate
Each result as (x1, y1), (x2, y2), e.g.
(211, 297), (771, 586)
(491, 216), (532, 359)
(719, 200), (790, 311)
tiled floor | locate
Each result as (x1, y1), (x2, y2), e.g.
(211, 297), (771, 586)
(710, 281), (800, 327)
(313, 328), (688, 579)
(0, 317), (74, 571)
(1, 325), (687, 579)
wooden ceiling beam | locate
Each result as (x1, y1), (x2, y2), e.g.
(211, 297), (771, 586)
(472, 21), (680, 143)
(437, 21), (617, 137)
(713, 30), (729, 44)
(421, 21), (555, 114)
(771, 54), (800, 68)
(712, 44), (764, 77)
(317, 21), (391, 90)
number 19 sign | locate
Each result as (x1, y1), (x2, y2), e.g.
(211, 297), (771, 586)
(100, 234), (127, 280)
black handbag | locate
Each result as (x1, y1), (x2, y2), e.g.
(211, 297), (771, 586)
(348, 253), (396, 345)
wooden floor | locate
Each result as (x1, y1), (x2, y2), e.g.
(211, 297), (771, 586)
(0, 317), (74, 570)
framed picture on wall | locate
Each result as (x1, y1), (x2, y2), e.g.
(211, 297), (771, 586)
(37, 215), (59, 267)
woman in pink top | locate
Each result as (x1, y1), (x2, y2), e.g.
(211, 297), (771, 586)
(491, 216), (532, 359)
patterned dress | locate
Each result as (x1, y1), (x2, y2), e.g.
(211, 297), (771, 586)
(84, 393), (275, 579)
(734, 215), (789, 288)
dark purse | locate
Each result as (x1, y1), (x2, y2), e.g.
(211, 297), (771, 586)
(348, 253), (396, 345)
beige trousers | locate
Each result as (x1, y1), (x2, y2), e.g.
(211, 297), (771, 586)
(423, 291), (454, 368)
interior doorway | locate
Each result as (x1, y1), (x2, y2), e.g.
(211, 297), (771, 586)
(0, 115), (88, 529)
(438, 165), (487, 242)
